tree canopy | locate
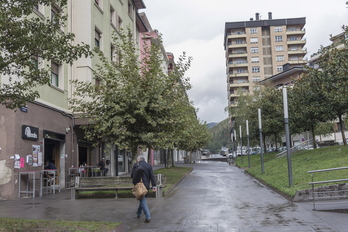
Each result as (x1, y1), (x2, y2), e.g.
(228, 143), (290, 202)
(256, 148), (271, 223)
(0, 0), (90, 109)
(70, 29), (209, 159)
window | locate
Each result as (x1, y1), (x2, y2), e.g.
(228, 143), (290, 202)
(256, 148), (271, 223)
(51, 6), (60, 25)
(276, 55), (284, 61)
(252, 76), (260, 82)
(110, 6), (116, 25)
(95, 0), (103, 9)
(117, 16), (123, 30)
(51, 62), (59, 87)
(250, 37), (258, 43)
(235, 40), (244, 44)
(253, 86), (261, 92)
(275, 36), (283, 42)
(95, 29), (101, 48)
(276, 45), (284, 51)
(32, 55), (39, 69)
(277, 65), (283, 72)
(251, 57), (259, 63)
(289, 36), (297, 41)
(249, 28), (257, 34)
(111, 44), (114, 61)
(274, 26), (282, 32)
(128, 1), (133, 17)
(251, 47), (259, 53)
(236, 68), (246, 73)
(252, 66), (260, 73)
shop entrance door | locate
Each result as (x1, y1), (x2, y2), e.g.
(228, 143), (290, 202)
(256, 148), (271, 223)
(44, 139), (60, 169)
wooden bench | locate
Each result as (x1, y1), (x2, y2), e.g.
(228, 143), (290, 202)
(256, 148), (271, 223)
(71, 174), (165, 200)
(71, 186), (133, 200)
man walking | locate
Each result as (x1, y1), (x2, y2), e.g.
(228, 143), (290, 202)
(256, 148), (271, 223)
(131, 155), (156, 223)
(98, 158), (108, 176)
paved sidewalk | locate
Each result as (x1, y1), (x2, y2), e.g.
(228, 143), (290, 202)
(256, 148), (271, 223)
(0, 161), (347, 231)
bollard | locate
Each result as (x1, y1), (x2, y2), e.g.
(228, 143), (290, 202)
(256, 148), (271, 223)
(71, 187), (75, 200)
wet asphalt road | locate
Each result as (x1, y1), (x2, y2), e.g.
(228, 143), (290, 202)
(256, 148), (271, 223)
(0, 160), (346, 231)
(128, 161), (345, 232)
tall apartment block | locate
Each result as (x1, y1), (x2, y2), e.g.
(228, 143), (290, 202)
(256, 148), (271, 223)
(224, 12), (306, 119)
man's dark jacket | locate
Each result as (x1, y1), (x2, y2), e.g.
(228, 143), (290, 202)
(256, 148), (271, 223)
(131, 160), (156, 190)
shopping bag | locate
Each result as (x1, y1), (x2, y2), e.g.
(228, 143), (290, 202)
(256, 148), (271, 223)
(132, 180), (148, 200)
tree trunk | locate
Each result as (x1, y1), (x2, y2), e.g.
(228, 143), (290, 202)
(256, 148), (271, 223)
(172, 149), (175, 167)
(131, 146), (138, 165)
(338, 114), (347, 146)
(311, 125), (317, 149)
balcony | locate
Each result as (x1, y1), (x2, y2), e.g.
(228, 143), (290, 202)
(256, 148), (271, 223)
(229, 82), (249, 89)
(288, 49), (307, 55)
(227, 41), (247, 48)
(286, 29), (305, 36)
(287, 59), (307, 65)
(228, 51), (247, 58)
(228, 61), (248, 67)
(228, 72), (248, 82)
(287, 38), (306, 45)
(227, 32), (246, 39)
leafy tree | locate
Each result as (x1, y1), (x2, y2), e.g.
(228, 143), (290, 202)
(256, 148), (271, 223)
(256, 86), (284, 151)
(70, 29), (201, 161)
(0, 0), (91, 109)
(289, 67), (335, 148)
(317, 26), (348, 145)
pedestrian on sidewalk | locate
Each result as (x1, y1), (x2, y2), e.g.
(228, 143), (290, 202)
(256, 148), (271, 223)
(98, 158), (108, 176)
(131, 155), (156, 223)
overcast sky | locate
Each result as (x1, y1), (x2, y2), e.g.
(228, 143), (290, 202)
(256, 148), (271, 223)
(139, 0), (348, 124)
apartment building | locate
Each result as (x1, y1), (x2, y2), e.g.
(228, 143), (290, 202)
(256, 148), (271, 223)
(224, 12), (307, 118)
(0, 0), (148, 199)
(70, 0), (147, 177)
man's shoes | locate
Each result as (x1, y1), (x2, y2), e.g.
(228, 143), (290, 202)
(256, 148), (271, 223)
(137, 215), (140, 218)
(144, 219), (150, 223)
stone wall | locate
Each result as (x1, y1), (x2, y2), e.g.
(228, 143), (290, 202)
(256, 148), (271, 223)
(293, 183), (348, 202)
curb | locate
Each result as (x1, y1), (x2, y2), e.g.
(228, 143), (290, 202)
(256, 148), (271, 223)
(162, 167), (194, 197)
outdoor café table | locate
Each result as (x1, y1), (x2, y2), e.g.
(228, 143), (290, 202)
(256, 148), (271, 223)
(18, 171), (43, 198)
(42, 169), (60, 194)
(85, 166), (98, 177)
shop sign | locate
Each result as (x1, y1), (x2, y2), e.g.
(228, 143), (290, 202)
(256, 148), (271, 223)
(22, 125), (39, 141)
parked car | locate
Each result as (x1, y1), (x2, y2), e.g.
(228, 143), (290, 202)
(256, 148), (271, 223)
(220, 147), (229, 156)
(228, 152), (237, 158)
(201, 149), (210, 156)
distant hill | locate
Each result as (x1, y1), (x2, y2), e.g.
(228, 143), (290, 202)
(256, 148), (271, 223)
(206, 122), (217, 129)
(206, 118), (230, 154)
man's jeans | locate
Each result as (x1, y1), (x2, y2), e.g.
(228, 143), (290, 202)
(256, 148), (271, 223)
(137, 196), (150, 219)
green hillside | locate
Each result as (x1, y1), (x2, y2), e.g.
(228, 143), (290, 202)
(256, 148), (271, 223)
(206, 118), (230, 153)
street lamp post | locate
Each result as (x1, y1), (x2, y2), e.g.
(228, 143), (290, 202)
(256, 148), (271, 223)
(283, 87), (293, 187)
(234, 130), (237, 163)
(240, 125), (243, 163)
(246, 120), (250, 168)
(258, 108), (264, 174)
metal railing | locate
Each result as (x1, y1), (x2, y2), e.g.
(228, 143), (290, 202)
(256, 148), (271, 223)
(308, 167), (348, 210)
(275, 138), (314, 158)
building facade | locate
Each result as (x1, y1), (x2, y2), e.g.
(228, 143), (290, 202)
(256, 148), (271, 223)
(0, 0), (149, 199)
(224, 12), (307, 121)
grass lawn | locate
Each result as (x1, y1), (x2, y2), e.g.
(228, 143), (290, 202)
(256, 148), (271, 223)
(0, 218), (121, 232)
(235, 145), (348, 197)
(0, 166), (193, 231)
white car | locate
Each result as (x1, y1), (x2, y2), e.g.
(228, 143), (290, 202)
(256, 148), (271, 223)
(228, 152), (237, 158)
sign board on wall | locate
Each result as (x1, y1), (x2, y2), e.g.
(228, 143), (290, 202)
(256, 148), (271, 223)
(22, 125), (39, 141)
